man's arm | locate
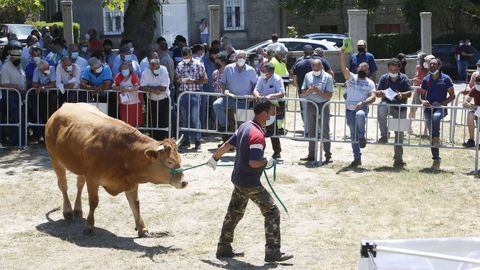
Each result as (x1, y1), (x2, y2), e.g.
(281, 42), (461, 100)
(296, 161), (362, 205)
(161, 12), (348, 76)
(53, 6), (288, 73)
(440, 87), (455, 106)
(463, 96), (476, 109)
(212, 142), (234, 160)
(249, 158), (268, 169)
(339, 48), (351, 81)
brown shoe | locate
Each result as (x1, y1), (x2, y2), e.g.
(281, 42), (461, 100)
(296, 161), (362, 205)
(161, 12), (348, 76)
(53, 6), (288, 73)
(265, 252), (294, 262)
(216, 244), (244, 258)
(431, 159), (441, 170)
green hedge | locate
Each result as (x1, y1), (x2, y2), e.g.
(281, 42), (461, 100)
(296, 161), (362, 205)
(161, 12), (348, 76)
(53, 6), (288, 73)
(367, 33), (420, 59)
(26, 20), (81, 44)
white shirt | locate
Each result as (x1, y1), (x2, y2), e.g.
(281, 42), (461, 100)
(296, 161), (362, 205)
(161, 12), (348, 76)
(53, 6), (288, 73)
(55, 63), (81, 92)
(1, 58), (26, 88)
(141, 66), (170, 101)
(344, 72), (375, 110)
(74, 56), (88, 74)
(266, 42), (288, 52)
(139, 57), (149, 74)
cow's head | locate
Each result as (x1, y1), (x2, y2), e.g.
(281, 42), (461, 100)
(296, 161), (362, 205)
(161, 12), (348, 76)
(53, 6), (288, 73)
(144, 137), (187, 189)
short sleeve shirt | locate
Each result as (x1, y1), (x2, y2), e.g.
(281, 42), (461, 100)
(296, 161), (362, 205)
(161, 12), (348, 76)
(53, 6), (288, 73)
(33, 66), (56, 85)
(1, 59), (26, 86)
(377, 73), (411, 104)
(227, 120), (266, 187)
(345, 72), (375, 110)
(292, 58), (313, 91)
(349, 52), (378, 76)
(255, 73), (284, 96)
(81, 64), (113, 87)
(301, 71), (334, 103)
(220, 63), (258, 96)
(421, 72), (453, 103)
(468, 88), (480, 106)
(175, 58), (206, 92)
(141, 66), (170, 101)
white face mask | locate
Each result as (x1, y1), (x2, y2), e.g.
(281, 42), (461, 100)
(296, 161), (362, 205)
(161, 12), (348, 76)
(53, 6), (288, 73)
(475, 85), (480, 91)
(431, 69), (439, 75)
(313, 70), (321, 76)
(43, 69), (51, 75)
(66, 65), (73, 72)
(121, 69), (130, 77)
(183, 58), (191, 64)
(389, 72), (399, 79)
(70, 52), (79, 60)
(33, 56), (41, 63)
(85, 33), (90, 40)
(423, 62), (429, 69)
(130, 47), (134, 54)
(198, 52), (205, 59)
(95, 66), (103, 74)
(153, 68), (160, 75)
(266, 115), (275, 126)
(81, 46), (88, 53)
(261, 72), (267, 80)
(237, 58), (246, 66)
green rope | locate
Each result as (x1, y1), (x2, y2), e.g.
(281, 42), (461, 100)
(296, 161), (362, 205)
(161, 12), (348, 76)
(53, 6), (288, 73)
(170, 160), (288, 214)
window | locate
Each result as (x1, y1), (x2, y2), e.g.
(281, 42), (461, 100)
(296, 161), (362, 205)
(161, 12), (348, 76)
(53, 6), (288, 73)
(375, 24), (400, 34)
(103, 7), (124, 35)
(224, 0), (244, 31)
(319, 25), (338, 33)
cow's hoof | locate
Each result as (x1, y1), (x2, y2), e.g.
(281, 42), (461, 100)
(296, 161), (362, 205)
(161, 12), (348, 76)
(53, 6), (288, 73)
(138, 229), (150, 238)
(181, 181), (188, 188)
(73, 210), (83, 218)
(63, 212), (74, 222)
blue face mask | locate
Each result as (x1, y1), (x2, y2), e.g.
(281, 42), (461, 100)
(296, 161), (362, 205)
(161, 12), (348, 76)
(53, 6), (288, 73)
(124, 54), (132, 62)
(70, 52), (79, 60)
(121, 69), (130, 77)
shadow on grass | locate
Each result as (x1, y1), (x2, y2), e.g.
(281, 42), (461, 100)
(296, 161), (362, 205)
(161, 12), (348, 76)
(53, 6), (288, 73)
(201, 258), (293, 269)
(36, 208), (180, 261)
(336, 165), (370, 175)
(373, 166), (408, 173)
(419, 168), (454, 174)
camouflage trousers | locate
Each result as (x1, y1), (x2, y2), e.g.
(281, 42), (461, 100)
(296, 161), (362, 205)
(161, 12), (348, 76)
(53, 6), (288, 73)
(218, 184), (281, 254)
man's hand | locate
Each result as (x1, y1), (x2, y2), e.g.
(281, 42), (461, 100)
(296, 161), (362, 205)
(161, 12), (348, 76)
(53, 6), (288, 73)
(375, 90), (385, 98)
(185, 79), (195, 84)
(207, 156), (218, 170)
(421, 100), (431, 107)
(355, 101), (364, 111)
(224, 90), (231, 96)
(265, 156), (275, 169)
(340, 47), (346, 55)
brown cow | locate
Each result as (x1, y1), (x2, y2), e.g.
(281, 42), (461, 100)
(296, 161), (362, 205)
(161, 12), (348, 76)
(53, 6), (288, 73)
(45, 103), (187, 237)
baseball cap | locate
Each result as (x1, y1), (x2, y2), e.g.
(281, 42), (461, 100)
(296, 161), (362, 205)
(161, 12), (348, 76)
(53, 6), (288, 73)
(9, 49), (22, 56)
(357, 40), (366, 46)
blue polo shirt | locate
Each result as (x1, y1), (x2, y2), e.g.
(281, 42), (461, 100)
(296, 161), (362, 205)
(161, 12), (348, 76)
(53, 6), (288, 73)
(227, 120), (266, 187)
(221, 63), (258, 96)
(421, 72), (453, 103)
(377, 73), (411, 105)
(292, 58), (313, 93)
(81, 64), (113, 87)
(255, 73), (284, 96)
(25, 61), (37, 88)
(349, 52), (378, 76)
(301, 71), (334, 103)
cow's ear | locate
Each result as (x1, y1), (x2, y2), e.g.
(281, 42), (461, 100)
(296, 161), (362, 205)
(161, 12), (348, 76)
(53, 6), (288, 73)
(144, 149), (159, 161)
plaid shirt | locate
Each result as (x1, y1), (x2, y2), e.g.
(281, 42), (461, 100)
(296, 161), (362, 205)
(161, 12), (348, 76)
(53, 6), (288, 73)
(175, 58), (206, 92)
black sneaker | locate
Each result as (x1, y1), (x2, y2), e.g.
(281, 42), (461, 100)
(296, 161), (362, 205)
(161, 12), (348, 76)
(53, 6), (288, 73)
(264, 252), (294, 263)
(194, 141), (201, 150)
(179, 141), (190, 149)
(378, 136), (388, 143)
(463, 139), (475, 148)
(350, 159), (362, 167)
(272, 152), (281, 159)
(393, 159), (406, 168)
(322, 156), (332, 165)
(216, 244), (245, 259)
(300, 156), (314, 161)
(359, 138), (367, 148)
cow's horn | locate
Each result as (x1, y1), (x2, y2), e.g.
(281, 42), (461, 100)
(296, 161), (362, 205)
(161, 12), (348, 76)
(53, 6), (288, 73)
(175, 134), (184, 147)
(156, 144), (165, 152)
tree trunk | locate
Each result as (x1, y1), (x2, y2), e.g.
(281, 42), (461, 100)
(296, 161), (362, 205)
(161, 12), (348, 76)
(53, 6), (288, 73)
(122, 0), (157, 60)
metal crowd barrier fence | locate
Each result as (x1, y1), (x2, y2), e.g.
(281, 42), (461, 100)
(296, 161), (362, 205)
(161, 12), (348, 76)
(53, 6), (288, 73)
(318, 100), (480, 170)
(24, 88), (172, 145)
(176, 91), (321, 161)
(0, 88), (23, 148)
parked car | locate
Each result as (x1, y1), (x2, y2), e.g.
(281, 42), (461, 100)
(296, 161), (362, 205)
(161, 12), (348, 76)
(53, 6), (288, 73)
(0, 24), (38, 47)
(244, 38), (339, 54)
(408, 44), (480, 80)
(302, 32), (348, 48)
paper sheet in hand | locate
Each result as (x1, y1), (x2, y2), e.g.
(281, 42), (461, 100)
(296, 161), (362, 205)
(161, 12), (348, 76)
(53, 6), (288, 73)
(343, 38), (352, 53)
(475, 107), (480, 118)
(385, 88), (397, 101)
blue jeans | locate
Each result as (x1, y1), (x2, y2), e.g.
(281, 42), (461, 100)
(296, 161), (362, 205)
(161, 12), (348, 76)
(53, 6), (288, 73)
(459, 60), (469, 81)
(346, 107), (368, 160)
(424, 108), (447, 160)
(212, 96), (247, 130)
(200, 33), (210, 44)
(0, 91), (26, 147)
(180, 93), (201, 143)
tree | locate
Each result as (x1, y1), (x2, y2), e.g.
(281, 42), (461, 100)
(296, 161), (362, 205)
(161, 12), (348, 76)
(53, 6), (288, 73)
(0, 0), (43, 13)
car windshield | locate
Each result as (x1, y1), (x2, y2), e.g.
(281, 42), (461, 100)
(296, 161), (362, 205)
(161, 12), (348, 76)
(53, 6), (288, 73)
(9, 25), (34, 37)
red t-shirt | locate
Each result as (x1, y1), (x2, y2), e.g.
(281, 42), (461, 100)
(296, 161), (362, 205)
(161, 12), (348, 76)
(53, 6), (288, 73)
(468, 89), (480, 105)
(89, 39), (103, 53)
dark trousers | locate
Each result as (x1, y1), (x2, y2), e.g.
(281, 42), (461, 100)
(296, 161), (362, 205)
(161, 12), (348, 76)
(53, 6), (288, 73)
(219, 185), (281, 254)
(149, 98), (169, 141)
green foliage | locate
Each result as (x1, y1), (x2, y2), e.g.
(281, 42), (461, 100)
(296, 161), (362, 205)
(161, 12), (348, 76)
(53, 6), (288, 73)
(353, 0), (382, 16)
(102, 0), (127, 11)
(26, 20), (81, 44)
(287, 25), (298, 38)
(367, 33), (420, 58)
(280, 0), (340, 16)
(0, 0), (43, 13)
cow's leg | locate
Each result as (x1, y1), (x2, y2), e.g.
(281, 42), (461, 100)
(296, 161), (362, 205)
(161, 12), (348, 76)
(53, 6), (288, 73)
(52, 161), (73, 221)
(84, 179), (99, 234)
(125, 185), (148, 237)
(73, 175), (86, 218)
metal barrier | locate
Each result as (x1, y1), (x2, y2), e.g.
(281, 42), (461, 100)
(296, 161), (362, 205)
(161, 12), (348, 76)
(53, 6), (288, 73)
(0, 88), (23, 148)
(24, 88), (172, 145)
(318, 100), (480, 170)
(176, 91), (321, 161)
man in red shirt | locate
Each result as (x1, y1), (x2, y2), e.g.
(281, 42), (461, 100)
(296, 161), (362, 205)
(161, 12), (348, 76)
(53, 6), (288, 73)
(463, 76), (480, 147)
(85, 28), (102, 53)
